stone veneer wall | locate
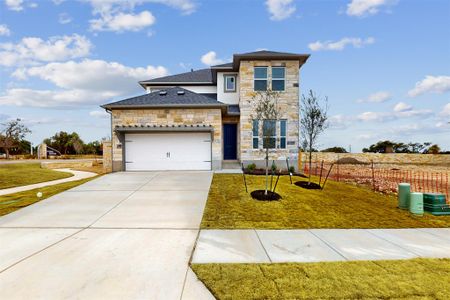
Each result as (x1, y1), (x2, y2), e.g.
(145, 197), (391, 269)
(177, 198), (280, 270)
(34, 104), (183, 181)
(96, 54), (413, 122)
(111, 108), (222, 171)
(239, 60), (300, 168)
(102, 140), (112, 173)
(307, 152), (450, 166)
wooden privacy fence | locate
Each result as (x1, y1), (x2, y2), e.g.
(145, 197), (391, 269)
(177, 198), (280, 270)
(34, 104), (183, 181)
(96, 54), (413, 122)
(304, 161), (449, 202)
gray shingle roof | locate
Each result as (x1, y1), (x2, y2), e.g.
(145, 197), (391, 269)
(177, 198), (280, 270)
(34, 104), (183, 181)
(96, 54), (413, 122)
(139, 68), (213, 85)
(211, 62), (233, 68)
(101, 87), (225, 109)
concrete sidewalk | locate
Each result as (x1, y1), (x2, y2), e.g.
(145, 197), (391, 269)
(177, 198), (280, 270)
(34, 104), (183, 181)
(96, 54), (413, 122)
(0, 168), (97, 196)
(192, 228), (450, 263)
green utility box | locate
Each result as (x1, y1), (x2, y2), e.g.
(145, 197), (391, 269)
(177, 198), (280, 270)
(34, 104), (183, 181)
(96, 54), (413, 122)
(423, 193), (450, 216)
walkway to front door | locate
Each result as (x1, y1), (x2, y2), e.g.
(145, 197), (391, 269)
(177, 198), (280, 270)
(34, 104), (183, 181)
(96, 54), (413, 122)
(223, 123), (237, 160)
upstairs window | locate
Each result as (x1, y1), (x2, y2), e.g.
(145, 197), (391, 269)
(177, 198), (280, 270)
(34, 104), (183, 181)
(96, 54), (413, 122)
(263, 120), (277, 149)
(254, 67), (268, 91)
(224, 75), (236, 92)
(272, 67), (285, 91)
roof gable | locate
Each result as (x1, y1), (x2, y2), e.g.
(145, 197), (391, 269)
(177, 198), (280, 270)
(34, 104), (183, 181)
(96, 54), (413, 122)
(139, 68), (213, 85)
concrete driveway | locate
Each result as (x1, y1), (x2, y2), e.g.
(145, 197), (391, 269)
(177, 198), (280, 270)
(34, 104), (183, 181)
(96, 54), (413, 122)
(0, 171), (214, 300)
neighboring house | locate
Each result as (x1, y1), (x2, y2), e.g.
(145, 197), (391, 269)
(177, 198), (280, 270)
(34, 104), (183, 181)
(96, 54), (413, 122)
(101, 50), (309, 171)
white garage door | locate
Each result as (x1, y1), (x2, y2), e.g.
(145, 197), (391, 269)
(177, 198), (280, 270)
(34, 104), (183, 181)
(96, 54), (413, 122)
(125, 132), (211, 171)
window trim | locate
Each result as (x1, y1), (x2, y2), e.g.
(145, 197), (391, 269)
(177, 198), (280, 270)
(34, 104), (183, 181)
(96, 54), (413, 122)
(254, 66), (268, 91)
(271, 66), (286, 92)
(224, 74), (236, 93)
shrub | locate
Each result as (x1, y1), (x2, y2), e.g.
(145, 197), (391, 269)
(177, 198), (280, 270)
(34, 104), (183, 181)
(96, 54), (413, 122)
(271, 162), (277, 173)
(247, 163), (256, 173)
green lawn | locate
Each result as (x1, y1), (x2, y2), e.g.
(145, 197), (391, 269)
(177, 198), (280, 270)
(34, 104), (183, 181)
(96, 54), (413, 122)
(0, 163), (73, 189)
(201, 174), (450, 229)
(192, 258), (450, 299)
(0, 177), (96, 216)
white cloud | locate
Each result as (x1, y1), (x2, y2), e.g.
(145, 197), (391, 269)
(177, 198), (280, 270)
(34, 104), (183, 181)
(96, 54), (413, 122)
(89, 110), (109, 118)
(407, 75), (450, 97)
(3, 59), (168, 107)
(85, 0), (196, 33)
(393, 102), (412, 112)
(357, 107), (433, 122)
(5, 0), (23, 11)
(0, 34), (92, 67)
(266, 0), (296, 21)
(58, 13), (73, 24)
(308, 37), (375, 51)
(0, 24), (11, 36)
(346, 0), (397, 17)
(329, 114), (352, 129)
(52, 0), (65, 4)
(201, 51), (225, 66)
(90, 11), (155, 32)
(440, 103), (450, 117)
(28, 2), (37, 8)
(356, 91), (391, 103)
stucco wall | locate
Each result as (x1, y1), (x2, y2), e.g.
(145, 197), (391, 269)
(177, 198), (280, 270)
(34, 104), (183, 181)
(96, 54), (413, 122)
(239, 60), (300, 166)
(111, 108), (222, 171)
(216, 72), (240, 105)
(307, 152), (450, 166)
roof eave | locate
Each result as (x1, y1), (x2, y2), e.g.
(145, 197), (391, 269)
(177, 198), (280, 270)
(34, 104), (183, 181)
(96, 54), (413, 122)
(232, 54), (310, 69)
(101, 103), (227, 110)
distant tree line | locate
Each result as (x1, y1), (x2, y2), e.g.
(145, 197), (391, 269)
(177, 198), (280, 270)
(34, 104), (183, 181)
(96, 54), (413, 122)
(43, 131), (102, 155)
(362, 141), (442, 154)
(0, 119), (103, 158)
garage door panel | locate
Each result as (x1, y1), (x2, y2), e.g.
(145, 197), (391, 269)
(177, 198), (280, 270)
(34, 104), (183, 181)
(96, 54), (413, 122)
(125, 132), (211, 171)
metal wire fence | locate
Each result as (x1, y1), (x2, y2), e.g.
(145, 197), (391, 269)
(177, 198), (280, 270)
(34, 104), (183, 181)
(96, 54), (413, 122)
(303, 161), (449, 202)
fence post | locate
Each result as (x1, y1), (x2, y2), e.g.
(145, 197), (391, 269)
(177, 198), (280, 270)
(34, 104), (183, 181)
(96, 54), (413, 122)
(371, 160), (375, 191)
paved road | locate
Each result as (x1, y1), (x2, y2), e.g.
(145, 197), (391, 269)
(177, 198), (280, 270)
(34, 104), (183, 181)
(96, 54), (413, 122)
(193, 228), (450, 263)
(0, 171), (215, 300)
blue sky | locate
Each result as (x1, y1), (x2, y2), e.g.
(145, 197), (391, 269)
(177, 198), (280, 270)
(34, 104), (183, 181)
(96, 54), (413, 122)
(0, 0), (449, 152)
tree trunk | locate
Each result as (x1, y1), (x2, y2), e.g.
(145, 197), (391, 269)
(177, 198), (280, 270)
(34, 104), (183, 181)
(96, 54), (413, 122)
(265, 147), (269, 195)
(308, 137), (313, 184)
(5, 148), (10, 159)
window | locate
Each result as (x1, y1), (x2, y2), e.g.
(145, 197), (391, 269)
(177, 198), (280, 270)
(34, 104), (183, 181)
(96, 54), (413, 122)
(252, 120), (259, 149)
(254, 67), (267, 91)
(224, 75), (236, 92)
(263, 120), (276, 149)
(272, 67), (285, 91)
(279, 120), (287, 149)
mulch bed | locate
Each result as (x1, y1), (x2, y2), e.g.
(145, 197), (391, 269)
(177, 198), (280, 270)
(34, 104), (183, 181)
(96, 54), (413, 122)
(295, 181), (322, 190)
(250, 190), (282, 201)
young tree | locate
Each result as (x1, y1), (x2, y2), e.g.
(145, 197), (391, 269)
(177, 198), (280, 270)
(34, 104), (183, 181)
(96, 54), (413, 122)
(300, 90), (328, 184)
(0, 119), (31, 159)
(248, 89), (283, 195)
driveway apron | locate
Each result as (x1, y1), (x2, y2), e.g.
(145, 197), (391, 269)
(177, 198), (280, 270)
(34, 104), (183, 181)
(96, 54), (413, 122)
(0, 171), (213, 300)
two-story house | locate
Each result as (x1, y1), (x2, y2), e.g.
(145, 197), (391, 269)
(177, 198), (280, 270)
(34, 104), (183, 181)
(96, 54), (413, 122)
(101, 50), (309, 171)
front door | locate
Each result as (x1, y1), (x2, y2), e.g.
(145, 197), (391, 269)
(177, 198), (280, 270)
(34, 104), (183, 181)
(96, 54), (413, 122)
(223, 124), (237, 160)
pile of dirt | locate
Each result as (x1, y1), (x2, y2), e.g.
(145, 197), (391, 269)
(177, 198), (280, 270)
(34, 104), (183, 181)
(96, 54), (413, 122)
(335, 157), (368, 165)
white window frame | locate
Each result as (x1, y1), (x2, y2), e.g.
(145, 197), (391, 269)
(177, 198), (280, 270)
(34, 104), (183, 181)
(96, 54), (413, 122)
(254, 66), (268, 91)
(263, 119), (277, 149)
(224, 75), (236, 92)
